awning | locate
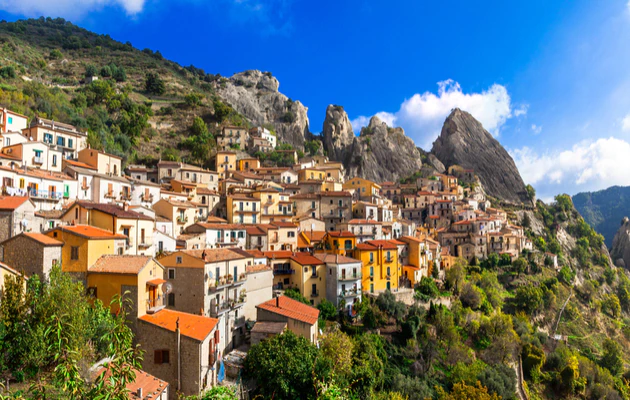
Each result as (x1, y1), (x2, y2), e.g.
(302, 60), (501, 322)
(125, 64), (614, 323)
(147, 278), (166, 286)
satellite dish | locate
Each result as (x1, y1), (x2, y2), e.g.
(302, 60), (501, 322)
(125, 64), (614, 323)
(162, 281), (173, 295)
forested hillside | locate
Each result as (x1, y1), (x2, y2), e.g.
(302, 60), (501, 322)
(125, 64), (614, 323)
(573, 186), (630, 248)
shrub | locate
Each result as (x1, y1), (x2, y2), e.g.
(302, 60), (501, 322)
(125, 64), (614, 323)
(145, 72), (165, 95)
(415, 277), (439, 301)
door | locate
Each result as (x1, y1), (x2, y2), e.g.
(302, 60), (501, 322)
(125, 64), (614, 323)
(148, 286), (156, 309)
(386, 281), (391, 291)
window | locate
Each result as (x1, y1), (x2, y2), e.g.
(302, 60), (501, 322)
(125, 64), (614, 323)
(176, 256), (183, 264)
(167, 293), (175, 306)
(68, 138), (73, 148)
(71, 246), (79, 260)
(237, 231), (244, 238)
(369, 252), (374, 263)
(19, 178), (24, 189)
(288, 231), (295, 238)
(7, 116), (12, 124)
(52, 155), (57, 166)
(86, 287), (97, 298)
(154, 350), (170, 364)
(44, 133), (53, 144)
(57, 136), (65, 146)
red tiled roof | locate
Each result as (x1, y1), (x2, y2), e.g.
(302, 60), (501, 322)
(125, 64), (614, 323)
(50, 225), (127, 240)
(347, 219), (380, 225)
(181, 248), (245, 263)
(320, 191), (351, 197)
(64, 159), (97, 170)
(327, 231), (355, 238)
(262, 250), (293, 259)
(303, 231), (326, 242)
(314, 253), (361, 264)
(89, 255), (154, 274)
(271, 221), (297, 228)
(256, 296), (319, 325)
(297, 235), (312, 248)
(22, 232), (63, 246)
(96, 365), (168, 399)
(139, 309), (218, 341)
(0, 196), (30, 211)
(246, 264), (272, 273)
(290, 252), (325, 265)
(69, 201), (153, 221)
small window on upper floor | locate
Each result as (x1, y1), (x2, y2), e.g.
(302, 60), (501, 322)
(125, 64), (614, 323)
(176, 256), (183, 264)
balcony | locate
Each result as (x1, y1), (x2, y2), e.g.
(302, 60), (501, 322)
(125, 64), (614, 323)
(310, 272), (319, 279)
(385, 258), (394, 263)
(138, 241), (152, 249)
(80, 184), (90, 191)
(339, 288), (359, 297)
(310, 290), (319, 298)
(121, 193), (132, 201)
(125, 239), (134, 249)
(232, 273), (247, 286)
(104, 191), (117, 199)
(209, 299), (230, 317)
(146, 296), (166, 314)
(140, 193), (153, 202)
(29, 189), (62, 200)
(273, 268), (295, 275)
(339, 273), (360, 281)
(176, 215), (189, 224)
(32, 156), (43, 165)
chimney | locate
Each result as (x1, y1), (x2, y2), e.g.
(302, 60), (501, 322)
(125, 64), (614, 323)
(276, 296), (279, 308)
(123, 202), (129, 212)
(137, 388), (142, 398)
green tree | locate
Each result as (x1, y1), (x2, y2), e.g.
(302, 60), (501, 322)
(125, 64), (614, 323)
(244, 331), (323, 399)
(415, 276), (439, 301)
(557, 266), (575, 285)
(305, 139), (321, 156)
(185, 92), (203, 108)
(525, 184), (536, 201)
(513, 257), (528, 276)
(601, 293), (621, 318)
(84, 64), (97, 78)
(514, 286), (543, 314)
(460, 283), (484, 310)
(600, 339), (623, 375)
(319, 330), (354, 379)
(213, 99), (232, 122)
(284, 288), (310, 305)
(145, 72), (165, 95)
(318, 299), (337, 321)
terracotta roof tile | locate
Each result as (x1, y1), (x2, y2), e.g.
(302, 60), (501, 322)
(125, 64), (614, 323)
(256, 296), (319, 325)
(22, 232), (63, 246)
(327, 231), (354, 238)
(89, 255), (154, 274)
(50, 225), (127, 240)
(181, 248), (245, 263)
(0, 196), (30, 211)
(314, 253), (361, 264)
(69, 201), (153, 221)
(97, 365), (168, 399)
(139, 309), (218, 341)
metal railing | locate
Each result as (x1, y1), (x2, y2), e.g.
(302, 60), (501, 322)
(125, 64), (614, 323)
(310, 290), (319, 298)
(29, 189), (62, 200)
(273, 268), (295, 275)
(177, 215), (188, 224)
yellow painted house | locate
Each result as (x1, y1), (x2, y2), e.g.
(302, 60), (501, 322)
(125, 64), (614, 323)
(45, 225), (127, 278)
(264, 251), (327, 306)
(342, 177), (382, 199)
(87, 255), (166, 327)
(227, 194), (261, 224)
(353, 240), (400, 293)
(60, 201), (155, 256)
(323, 231), (356, 256)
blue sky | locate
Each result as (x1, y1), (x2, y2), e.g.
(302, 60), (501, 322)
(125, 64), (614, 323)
(1, 0), (630, 201)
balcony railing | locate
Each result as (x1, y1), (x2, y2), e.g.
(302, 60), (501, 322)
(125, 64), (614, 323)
(310, 272), (319, 279)
(310, 290), (319, 298)
(176, 215), (189, 224)
(138, 241), (152, 249)
(340, 288), (358, 297)
(141, 193), (154, 202)
(273, 268), (295, 275)
(209, 300), (230, 317)
(29, 189), (62, 200)
(234, 316), (246, 328)
(32, 156), (43, 165)
(104, 191), (117, 199)
(339, 273), (360, 281)
(146, 296), (166, 314)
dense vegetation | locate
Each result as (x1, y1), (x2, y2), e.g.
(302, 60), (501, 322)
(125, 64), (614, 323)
(573, 186), (630, 248)
(0, 266), (142, 398)
(243, 197), (630, 400)
(0, 17), (297, 169)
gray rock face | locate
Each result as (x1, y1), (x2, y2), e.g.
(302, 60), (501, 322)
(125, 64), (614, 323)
(214, 70), (309, 149)
(322, 105), (356, 162)
(321, 106), (423, 182)
(431, 108), (531, 205)
(611, 217), (630, 268)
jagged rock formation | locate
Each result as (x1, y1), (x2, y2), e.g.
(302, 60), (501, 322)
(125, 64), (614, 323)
(321, 105), (423, 182)
(573, 186), (630, 248)
(431, 108), (531, 205)
(214, 70), (309, 149)
(612, 217), (630, 268)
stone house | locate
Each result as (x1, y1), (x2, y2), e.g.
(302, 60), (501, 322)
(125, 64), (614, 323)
(137, 309), (220, 399)
(0, 232), (62, 279)
(254, 296), (319, 343)
(0, 196), (37, 242)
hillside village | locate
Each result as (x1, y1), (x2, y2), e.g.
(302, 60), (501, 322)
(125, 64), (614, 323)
(0, 105), (544, 398)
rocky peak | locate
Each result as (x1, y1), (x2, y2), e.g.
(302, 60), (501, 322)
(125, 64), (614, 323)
(431, 108), (531, 205)
(214, 70), (309, 149)
(320, 107), (422, 182)
(612, 217), (630, 268)
(322, 105), (355, 162)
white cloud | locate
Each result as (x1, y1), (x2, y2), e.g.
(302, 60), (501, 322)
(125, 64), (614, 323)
(510, 137), (630, 194)
(0, 0), (145, 17)
(514, 104), (528, 117)
(531, 124), (542, 135)
(622, 113), (630, 131)
(350, 79), (519, 148)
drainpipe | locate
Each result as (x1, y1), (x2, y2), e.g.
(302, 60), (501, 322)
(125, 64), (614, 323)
(176, 317), (181, 393)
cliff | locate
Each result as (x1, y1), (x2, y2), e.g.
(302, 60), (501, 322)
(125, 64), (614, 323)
(431, 108), (531, 205)
(321, 105), (423, 182)
(612, 217), (630, 268)
(213, 70), (310, 149)
(573, 185), (630, 248)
